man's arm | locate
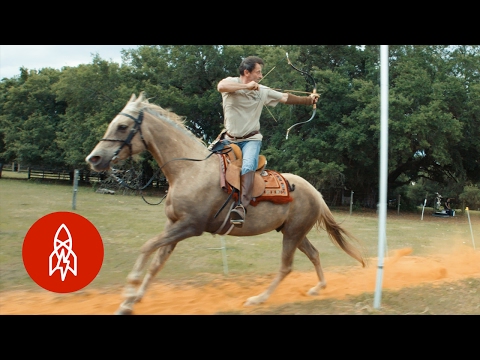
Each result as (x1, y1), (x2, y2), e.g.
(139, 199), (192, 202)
(217, 78), (259, 92)
(279, 93), (319, 105)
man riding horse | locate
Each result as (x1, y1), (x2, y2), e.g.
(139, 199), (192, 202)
(216, 56), (318, 227)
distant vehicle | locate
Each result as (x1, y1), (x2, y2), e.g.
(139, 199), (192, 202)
(432, 192), (455, 217)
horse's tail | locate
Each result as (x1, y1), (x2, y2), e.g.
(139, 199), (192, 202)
(316, 192), (366, 267)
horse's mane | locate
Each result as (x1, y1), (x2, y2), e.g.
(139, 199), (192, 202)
(123, 92), (207, 147)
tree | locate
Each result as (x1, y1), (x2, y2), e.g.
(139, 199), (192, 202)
(123, 45), (228, 142)
(1, 45), (478, 208)
(0, 68), (66, 168)
(53, 55), (138, 168)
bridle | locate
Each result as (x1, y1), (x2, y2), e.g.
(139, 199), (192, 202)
(98, 108), (158, 201)
(100, 109), (149, 161)
(97, 107), (222, 203)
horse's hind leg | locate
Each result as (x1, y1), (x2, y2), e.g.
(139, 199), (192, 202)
(244, 237), (298, 306)
(297, 236), (326, 296)
(115, 242), (176, 315)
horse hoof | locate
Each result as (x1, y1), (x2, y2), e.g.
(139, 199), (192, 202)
(114, 308), (133, 315)
(244, 295), (264, 306)
(307, 288), (319, 296)
(115, 308), (133, 315)
(307, 283), (326, 296)
(115, 303), (133, 315)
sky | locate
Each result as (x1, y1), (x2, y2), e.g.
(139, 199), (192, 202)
(0, 45), (139, 79)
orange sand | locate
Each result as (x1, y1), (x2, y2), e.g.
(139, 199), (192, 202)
(1, 247), (479, 315)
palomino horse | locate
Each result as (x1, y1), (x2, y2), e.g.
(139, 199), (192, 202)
(86, 92), (366, 315)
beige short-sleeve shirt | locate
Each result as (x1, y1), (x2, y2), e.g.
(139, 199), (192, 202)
(221, 77), (283, 141)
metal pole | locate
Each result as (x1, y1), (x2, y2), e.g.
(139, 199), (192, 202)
(466, 207), (476, 250)
(374, 45), (389, 310)
(421, 198), (427, 220)
(220, 236), (229, 275)
(350, 191), (354, 215)
(208, 237), (229, 275)
(72, 169), (79, 210)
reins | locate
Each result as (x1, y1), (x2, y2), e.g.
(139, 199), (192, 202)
(99, 108), (233, 205)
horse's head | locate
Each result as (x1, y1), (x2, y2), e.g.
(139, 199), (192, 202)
(86, 93), (149, 172)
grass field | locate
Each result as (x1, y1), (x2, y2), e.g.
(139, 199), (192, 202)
(1, 173), (479, 314)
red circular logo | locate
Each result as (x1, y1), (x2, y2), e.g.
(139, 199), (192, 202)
(22, 211), (104, 293)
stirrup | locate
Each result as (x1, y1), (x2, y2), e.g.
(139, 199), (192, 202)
(230, 204), (246, 227)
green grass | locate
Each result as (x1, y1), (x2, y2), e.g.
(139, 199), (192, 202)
(1, 177), (478, 293)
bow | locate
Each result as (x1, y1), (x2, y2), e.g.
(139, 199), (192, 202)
(284, 52), (317, 139)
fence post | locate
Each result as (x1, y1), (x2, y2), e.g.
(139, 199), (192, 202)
(72, 169), (79, 210)
(397, 194), (401, 214)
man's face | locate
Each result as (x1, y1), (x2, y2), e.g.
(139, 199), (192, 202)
(245, 63), (263, 83)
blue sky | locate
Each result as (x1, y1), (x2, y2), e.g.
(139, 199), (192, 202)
(0, 45), (139, 79)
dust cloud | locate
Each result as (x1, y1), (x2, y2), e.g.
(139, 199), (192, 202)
(1, 245), (479, 315)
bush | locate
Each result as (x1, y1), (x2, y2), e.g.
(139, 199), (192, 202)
(459, 185), (480, 210)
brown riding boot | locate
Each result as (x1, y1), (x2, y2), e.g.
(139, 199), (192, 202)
(230, 171), (255, 227)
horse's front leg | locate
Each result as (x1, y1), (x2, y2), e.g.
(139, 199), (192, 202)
(115, 235), (165, 315)
(115, 223), (200, 315)
(135, 243), (177, 302)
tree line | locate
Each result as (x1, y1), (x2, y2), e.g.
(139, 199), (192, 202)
(1, 45), (479, 209)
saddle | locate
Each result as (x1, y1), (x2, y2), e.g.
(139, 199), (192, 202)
(217, 144), (293, 206)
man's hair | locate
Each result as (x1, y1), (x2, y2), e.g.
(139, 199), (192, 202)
(238, 56), (264, 76)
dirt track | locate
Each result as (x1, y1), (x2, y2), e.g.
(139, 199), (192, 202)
(1, 246), (479, 315)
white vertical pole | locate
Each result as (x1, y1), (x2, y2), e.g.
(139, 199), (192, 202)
(350, 191), (354, 215)
(374, 45), (389, 309)
(421, 198), (427, 220)
(72, 169), (79, 210)
(466, 207), (476, 250)
(220, 236), (229, 275)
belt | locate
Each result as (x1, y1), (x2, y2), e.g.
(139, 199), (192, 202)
(225, 130), (259, 140)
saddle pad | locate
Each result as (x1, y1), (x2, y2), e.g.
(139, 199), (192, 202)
(218, 153), (293, 206)
(250, 170), (293, 207)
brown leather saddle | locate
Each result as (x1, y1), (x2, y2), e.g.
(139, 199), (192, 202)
(217, 144), (293, 206)
(223, 144), (266, 196)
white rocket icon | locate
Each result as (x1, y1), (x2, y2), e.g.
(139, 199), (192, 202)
(49, 223), (77, 281)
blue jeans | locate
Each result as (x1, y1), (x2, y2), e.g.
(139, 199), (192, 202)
(222, 139), (261, 175)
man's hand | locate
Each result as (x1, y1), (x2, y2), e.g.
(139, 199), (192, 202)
(310, 93), (320, 105)
(246, 81), (260, 91)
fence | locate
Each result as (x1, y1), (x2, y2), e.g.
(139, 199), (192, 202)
(27, 168), (72, 180)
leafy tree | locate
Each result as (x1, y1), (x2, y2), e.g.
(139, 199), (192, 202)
(0, 68), (66, 168)
(1, 45), (479, 209)
(123, 45), (228, 142)
(53, 55), (138, 169)
(446, 46), (480, 184)
(459, 184), (480, 210)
